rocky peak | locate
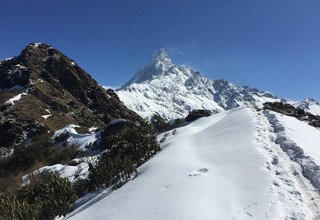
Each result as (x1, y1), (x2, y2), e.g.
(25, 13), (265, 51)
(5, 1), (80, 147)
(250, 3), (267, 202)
(121, 49), (174, 88)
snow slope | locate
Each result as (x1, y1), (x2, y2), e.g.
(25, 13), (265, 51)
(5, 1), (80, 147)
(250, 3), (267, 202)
(292, 98), (320, 116)
(67, 108), (320, 219)
(265, 111), (320, 191)
(117, 49), (278, 121)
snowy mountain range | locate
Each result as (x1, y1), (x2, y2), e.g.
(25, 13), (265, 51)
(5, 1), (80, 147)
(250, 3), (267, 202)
(117, 49), (319, 121)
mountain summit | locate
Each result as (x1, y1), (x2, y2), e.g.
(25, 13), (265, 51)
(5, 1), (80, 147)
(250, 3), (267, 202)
(121, 49), (174, 88)
(117, 49), (278, 120)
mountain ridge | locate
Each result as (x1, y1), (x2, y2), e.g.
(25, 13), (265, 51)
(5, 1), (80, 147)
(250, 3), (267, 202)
(117, 49), (280, 121)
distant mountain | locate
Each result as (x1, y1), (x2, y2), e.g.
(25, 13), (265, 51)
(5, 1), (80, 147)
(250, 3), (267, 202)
(117, 49), (278, 120)
(121, 49), (174, 88)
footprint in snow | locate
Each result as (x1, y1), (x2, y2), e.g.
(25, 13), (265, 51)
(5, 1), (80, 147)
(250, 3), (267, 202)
(189, 168), (208, 176)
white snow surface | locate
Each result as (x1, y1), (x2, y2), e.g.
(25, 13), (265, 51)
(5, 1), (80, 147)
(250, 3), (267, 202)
(265, 110), (320, 192)
(68, 108), (320, 220)
(3, 92), (27, 106)
(22, 162), (89, 186)
(52, 125), (100, 151)
(273, 112), (320, 164)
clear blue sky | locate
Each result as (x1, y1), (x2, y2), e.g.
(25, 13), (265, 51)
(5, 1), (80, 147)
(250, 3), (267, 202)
(1, 0), (319, 100)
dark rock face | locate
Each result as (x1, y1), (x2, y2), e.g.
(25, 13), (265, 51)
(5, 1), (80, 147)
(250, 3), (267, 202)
(0, 43), (142, 151)
(185, 109), (211, 122)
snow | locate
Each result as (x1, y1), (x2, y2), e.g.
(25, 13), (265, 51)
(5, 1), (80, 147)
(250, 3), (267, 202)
(121, 49), (174, 88)
(307, 104), (320, 116)
(42, 109), (52, 119)
(68, 108), (320, 219)
(42, 114), (51, 119)
(0, 57), (14, 64)
(107, 118), (126, 126)
(117, 65), (225, 120)
(15, 64), (27, 69)
(21, 162), (90, 185)
(32, 42), (43, 47)
(117, 49), (278, 121)
(88, 127), (98, 132)
(53, 124), (80, 138)
(52, 125), (100, 151)
(274, 112), (320, 164)
(288, 98), (320, 116)
(265, 110), (320, 191)
(4, 92), (27, 106)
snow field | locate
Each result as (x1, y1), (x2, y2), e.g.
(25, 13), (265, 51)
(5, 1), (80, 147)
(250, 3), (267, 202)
(67, 107), (320, 219)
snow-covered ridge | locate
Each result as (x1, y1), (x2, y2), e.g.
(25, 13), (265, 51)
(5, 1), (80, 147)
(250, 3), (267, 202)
(68, 107), (320, 219)
(117, 49), (278, 121)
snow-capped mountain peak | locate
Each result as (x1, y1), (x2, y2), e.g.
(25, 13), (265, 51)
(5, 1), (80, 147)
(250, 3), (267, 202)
(121, 49), (174, 88)
(150, 48), (173, 69)
(117, 50), (278, 121)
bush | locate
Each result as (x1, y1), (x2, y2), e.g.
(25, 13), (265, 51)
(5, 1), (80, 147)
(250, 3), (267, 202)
(73, 178), (89, 197)
(185, 109), (211, 122)
(150, 114), (173, 133)
(0, 173), (76, 220)
(0, 194), (40, 220)
(88, 155), (136, 191)
(18, 173), (77, 219)
(88, 123), (160, 191)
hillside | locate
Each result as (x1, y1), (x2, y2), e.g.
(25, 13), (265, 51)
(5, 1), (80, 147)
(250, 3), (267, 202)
(0, 44), (159, 219)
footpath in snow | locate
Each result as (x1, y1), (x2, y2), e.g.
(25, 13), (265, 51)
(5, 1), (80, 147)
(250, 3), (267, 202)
(67, 107), (320, 220)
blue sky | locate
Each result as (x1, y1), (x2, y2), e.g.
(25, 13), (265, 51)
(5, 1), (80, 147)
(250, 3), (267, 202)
(1, 0), (319, 100)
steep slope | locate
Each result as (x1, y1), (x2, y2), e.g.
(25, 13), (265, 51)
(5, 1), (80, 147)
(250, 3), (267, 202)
(68, 107), (320, 219)
(0, 43), (141, 153)
(0, 43), (159, 195)
(117, 49), (278, 121)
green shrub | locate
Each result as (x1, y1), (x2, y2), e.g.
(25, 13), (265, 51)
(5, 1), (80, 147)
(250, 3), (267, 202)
(102, 123), (160, 165)
(0, 194), (40, 220)
(73, 178), (89, 197)
(88, 123), (160, 191)
(18, 173), (77, 219)
(88, 155), (136, 191)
